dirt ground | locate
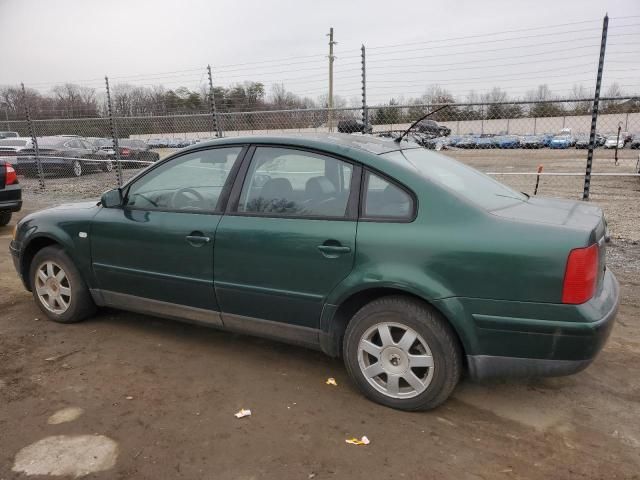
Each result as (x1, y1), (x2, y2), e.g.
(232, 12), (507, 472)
(1, 195), (640, 479)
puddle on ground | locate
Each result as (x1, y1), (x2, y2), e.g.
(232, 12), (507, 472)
(13, 435), (118, 477)
(47, 407), (84, 425)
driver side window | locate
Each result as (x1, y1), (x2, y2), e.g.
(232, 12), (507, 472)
(125, 147), (243, 212)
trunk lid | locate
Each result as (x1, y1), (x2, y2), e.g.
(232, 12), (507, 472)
(492, 196), (607, 292)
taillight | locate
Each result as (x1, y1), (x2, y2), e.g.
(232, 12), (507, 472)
(120, 148), (131, 156)
(562, 244), (599, 304)
(5, 163), (17, 185)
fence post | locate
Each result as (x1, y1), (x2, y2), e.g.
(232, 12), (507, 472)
(533, 116), (537, 135)
(361, 44), (369, 132)
(207, 65), (222, 137)
(105, 76), (122, 187)
(21, 83), (44, 190)
(583, 14), (608, 201)
(3, 108), (9, 130)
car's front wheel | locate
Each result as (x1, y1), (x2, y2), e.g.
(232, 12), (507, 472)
(29, 246), (96, 323)
(343, 296), (461, 411)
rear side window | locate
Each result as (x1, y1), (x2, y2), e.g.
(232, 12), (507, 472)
(236, 147), (353, 218)
(362, 171), (413, 220)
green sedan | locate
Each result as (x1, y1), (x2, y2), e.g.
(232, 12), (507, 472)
(9, 134), (619, 411)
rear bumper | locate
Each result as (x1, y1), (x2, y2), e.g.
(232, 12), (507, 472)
(0, 183), (22, 212)
(439, 270), (619, 380)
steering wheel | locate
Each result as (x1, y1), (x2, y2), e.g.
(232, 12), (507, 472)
(171, 188), (206, 210)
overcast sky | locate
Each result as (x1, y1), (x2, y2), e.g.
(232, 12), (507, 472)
(1, 0), (638, 103)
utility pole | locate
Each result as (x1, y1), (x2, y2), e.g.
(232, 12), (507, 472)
(3, 107), (9, 130)
(583, 14), (608, 201)
(327, 27), (336, 132)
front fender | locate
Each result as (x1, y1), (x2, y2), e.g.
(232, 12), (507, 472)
(18, 216), (95, 289)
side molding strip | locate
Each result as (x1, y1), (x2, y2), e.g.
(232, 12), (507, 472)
(90, 289), (321, 349)
(91, 289), (223, 327)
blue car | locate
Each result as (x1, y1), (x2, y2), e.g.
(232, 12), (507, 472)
(474, 136), (495, 149)
(549, 135), (575, 149)
(493, 135), (520, 149)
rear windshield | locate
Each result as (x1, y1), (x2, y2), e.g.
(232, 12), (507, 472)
(382, 149), (527, 210)
(0, 139), (28, 146)
(37, 138), (68, 147)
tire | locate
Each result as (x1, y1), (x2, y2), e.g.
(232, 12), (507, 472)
(29, 246), (96, 323)
(101, 160), (113, 172)
(0, 211), (11, 226)
(72, 160), (82, 177)
(343, 295), (461, 411)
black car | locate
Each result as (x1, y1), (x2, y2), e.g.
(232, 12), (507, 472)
(117, 139), (161, 167)
(86, 138), (160, 167)
(415, 119), (451, 137)
(630, 134), (640, 149)
(0, 160), (22, 226)
(16, 137), (113, 177)
(575, 133), (606, 149)
(337, 119), (373, 134)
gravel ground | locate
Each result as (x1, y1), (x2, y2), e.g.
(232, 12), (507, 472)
(1, 204), (640, 479)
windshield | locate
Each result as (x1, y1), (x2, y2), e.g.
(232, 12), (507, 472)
(383, 149), (527, 210)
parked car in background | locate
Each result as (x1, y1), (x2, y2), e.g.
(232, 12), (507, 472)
(10, 134), (619, 411)
(455, 135), (478, 149)
(474, 136), (495, 149)
(86, 137), (116, 157)
(16, 136), (113, 177)
(549, 134), (575, 149)
(338, 119), (373, 134)
(520, 135), (545, 148)
(0, 138), (33, 164)
(604, 135), (625, 149)
(0, 159), (21, 226)
(415, 119), (451, 137)
(0, 131), (19, 139)
(492, 135), (520, 149)
(147, 138), (169, 148)
(630, 134), (640, 149)
(117, 139), (161, 167)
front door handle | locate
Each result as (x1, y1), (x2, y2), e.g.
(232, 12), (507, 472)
(186, 232), (211, 247)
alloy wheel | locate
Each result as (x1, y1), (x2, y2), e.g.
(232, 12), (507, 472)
(357, 321), (434, 399)
(35, 261), (72, 314)
(73, 160), (82, 177)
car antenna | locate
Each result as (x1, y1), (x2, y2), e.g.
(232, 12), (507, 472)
(394, 105), (450, 144)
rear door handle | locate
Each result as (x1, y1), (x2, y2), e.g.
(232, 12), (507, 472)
(186, 233), (211, 246)
(317, 245), (351, 254)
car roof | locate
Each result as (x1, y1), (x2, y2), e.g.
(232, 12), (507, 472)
(182, 133), (420, 156)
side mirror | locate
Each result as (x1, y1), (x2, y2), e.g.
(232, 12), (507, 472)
(101, 188), (123, 208)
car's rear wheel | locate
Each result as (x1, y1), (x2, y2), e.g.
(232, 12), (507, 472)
(0, 211), (12, 226)
(101, 160), (113, 172)
(30, 246), (96, 323)
(343, 296), (461, 411)
(72, 160), (82, 177)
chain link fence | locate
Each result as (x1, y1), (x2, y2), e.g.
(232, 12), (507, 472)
(3, 99), (638, 202)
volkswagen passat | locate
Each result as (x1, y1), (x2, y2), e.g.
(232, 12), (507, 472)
(10, 134), (619, 410)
